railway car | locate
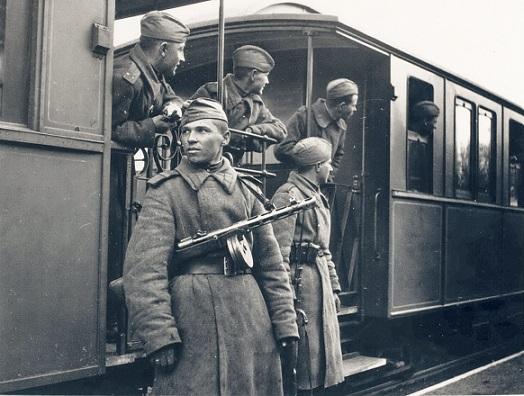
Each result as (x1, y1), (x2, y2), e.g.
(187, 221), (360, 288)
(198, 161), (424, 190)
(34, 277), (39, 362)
(1, 0), (523, 393)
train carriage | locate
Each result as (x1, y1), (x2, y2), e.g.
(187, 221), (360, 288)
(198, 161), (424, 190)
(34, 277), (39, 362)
(1, 0), (523, 393)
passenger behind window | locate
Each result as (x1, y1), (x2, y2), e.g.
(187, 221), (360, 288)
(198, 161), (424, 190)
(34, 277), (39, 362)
(407, 101), (440, 193)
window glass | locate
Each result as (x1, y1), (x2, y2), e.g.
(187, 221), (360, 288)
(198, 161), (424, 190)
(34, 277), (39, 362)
(0, 0), (31, 124)
(509, 120), (524, 207)
(407, 77), (434, 193)
(477, 108), (496, 202)
(454, 99), (473, 198)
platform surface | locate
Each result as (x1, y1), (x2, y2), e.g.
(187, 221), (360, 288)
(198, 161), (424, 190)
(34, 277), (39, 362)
(409, 350), (524, 395)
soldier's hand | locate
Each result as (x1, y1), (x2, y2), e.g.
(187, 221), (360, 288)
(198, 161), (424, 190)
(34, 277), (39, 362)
(333, 292), (341, 313)
(149, 345), (179, 372)
(162, 101), (182, 120)
(152, 114), (175, 133)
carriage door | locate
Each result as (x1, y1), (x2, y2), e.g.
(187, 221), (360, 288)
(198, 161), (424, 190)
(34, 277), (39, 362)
(0, 0), (114, 392)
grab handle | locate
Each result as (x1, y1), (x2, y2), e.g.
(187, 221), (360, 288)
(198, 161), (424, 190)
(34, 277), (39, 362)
(373, 188), (382, 259)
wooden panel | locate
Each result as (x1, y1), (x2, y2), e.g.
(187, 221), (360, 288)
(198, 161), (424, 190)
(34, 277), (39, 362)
(390, 199), (442, 311)
(445, 206), (502, 302)
(444, 81), (503, 202)
(41, 0), (110, 136)
(0, 144), (102, 389)
(502, 210), (524, 293)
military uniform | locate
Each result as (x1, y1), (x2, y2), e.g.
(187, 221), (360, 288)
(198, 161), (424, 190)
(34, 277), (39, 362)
(191, 45), (286, 164)
(112, 44), (182, 148)
(275, 98), (347, 173)
(123, 157), (298, 395)
(272, 171), (344, 390)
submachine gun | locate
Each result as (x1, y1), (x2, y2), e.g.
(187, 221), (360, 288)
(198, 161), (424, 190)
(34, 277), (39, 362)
(175, 196), (315, 275)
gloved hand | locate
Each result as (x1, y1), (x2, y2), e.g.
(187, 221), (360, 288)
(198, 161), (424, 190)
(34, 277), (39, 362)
(149, 344), (179, 372)
(279, 337), (298, 396)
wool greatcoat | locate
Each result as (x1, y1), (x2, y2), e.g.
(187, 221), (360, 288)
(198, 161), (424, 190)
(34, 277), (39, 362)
(191, 73), (287, 163)
(274, 98), (347, 176)
(123, 157), (299, 396)
(271, 171), (344, 390)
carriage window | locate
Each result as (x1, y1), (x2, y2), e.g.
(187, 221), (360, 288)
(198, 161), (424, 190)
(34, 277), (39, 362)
(509, 120), (524, 207)
(407, 78), (435, 193)
(0, 0), (32, 124)
(454, 98), (473, 199)
(477, 108), (496, 202)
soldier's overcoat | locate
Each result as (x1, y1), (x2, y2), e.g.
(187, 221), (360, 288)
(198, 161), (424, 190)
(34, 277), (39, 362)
(191, 73), (286, 161)
(124, 157), (298, 396)
(271, 171), (344, 390)
(275, 98), (347, 175)
(112, 44), (181, 148)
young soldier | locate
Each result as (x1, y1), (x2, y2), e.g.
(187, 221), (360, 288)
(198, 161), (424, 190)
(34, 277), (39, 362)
(123, 98), (298, 395)
(191, 45), (287, 164)
(271, 137), (345, 393)
(407, 100), (440, 193)
(275, 78), (359, 180)
(108, 10), (189, 340)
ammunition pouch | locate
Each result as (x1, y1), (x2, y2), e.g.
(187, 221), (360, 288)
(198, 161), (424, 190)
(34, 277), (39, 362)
(290, 242), (321, 265)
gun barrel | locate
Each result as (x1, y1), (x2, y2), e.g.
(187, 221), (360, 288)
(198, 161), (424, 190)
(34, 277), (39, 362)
(176, 196), (315, 250)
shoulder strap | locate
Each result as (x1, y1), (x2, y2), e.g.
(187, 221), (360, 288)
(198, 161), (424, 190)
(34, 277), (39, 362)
(237, 175), (274, 211)
(147, 170), (180, 188)
(122, 62), (141, 85)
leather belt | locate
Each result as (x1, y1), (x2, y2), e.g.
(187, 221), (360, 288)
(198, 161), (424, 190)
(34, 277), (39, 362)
(176, 256), (252, 276)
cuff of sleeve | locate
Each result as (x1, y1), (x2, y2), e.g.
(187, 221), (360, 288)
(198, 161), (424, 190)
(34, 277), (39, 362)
(273, 321), (300, 341)
(141, 118), (156, 147)
(144, 327), (182, 356)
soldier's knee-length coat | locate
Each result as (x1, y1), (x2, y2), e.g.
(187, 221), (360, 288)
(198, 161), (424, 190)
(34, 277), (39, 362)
(271, 171), (344, 390)
(123, 158), (298, 396)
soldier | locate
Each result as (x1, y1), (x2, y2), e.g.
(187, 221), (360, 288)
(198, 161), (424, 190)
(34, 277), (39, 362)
(275, 78), (359, 180)
(271, 137), (345, 394)
(407, 100), (440, 193)
(191, 45), (287, 164)
(108, 11), (189, 338)
(123, 98), (299, 395)
(112, 10), (189, 146)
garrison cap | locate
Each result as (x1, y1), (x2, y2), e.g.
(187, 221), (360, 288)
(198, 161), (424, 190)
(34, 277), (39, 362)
(180, 98), (228, 127)
(326, 78), (359, 99)
(292, 137), (332, 167)
(233, 45), (275, 73)
(140, 11), (189, 43)
(413, 101), (440, 119)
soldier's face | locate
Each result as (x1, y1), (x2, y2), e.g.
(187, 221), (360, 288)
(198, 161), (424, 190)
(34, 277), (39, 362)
(341, 94), (358, 119)
(181, 119), (230, 165)
(316, 159), (333, 184)
(159, 42), (185, 77)
(250, 70), (269, 94)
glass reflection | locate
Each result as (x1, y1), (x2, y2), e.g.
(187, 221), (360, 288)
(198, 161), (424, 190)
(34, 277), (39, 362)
(455, 103), (472, 198)
(477, 110), (494, 201)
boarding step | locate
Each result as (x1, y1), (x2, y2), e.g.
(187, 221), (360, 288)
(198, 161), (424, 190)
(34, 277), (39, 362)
(342, 352), (387, 378)
(337, 305), (358, 316)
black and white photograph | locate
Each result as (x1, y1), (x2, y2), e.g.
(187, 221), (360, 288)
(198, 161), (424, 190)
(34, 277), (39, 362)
(1, 1), (524, 395)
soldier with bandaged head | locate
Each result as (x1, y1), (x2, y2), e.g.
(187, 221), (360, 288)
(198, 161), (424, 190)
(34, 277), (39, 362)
(271, 137), (345, 394)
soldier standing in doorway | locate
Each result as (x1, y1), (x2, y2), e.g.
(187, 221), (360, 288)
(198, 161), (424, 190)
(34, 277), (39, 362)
(108, 11), (189, 339)
(275, 78), (359, 181)
(191, 45), (287, 165)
